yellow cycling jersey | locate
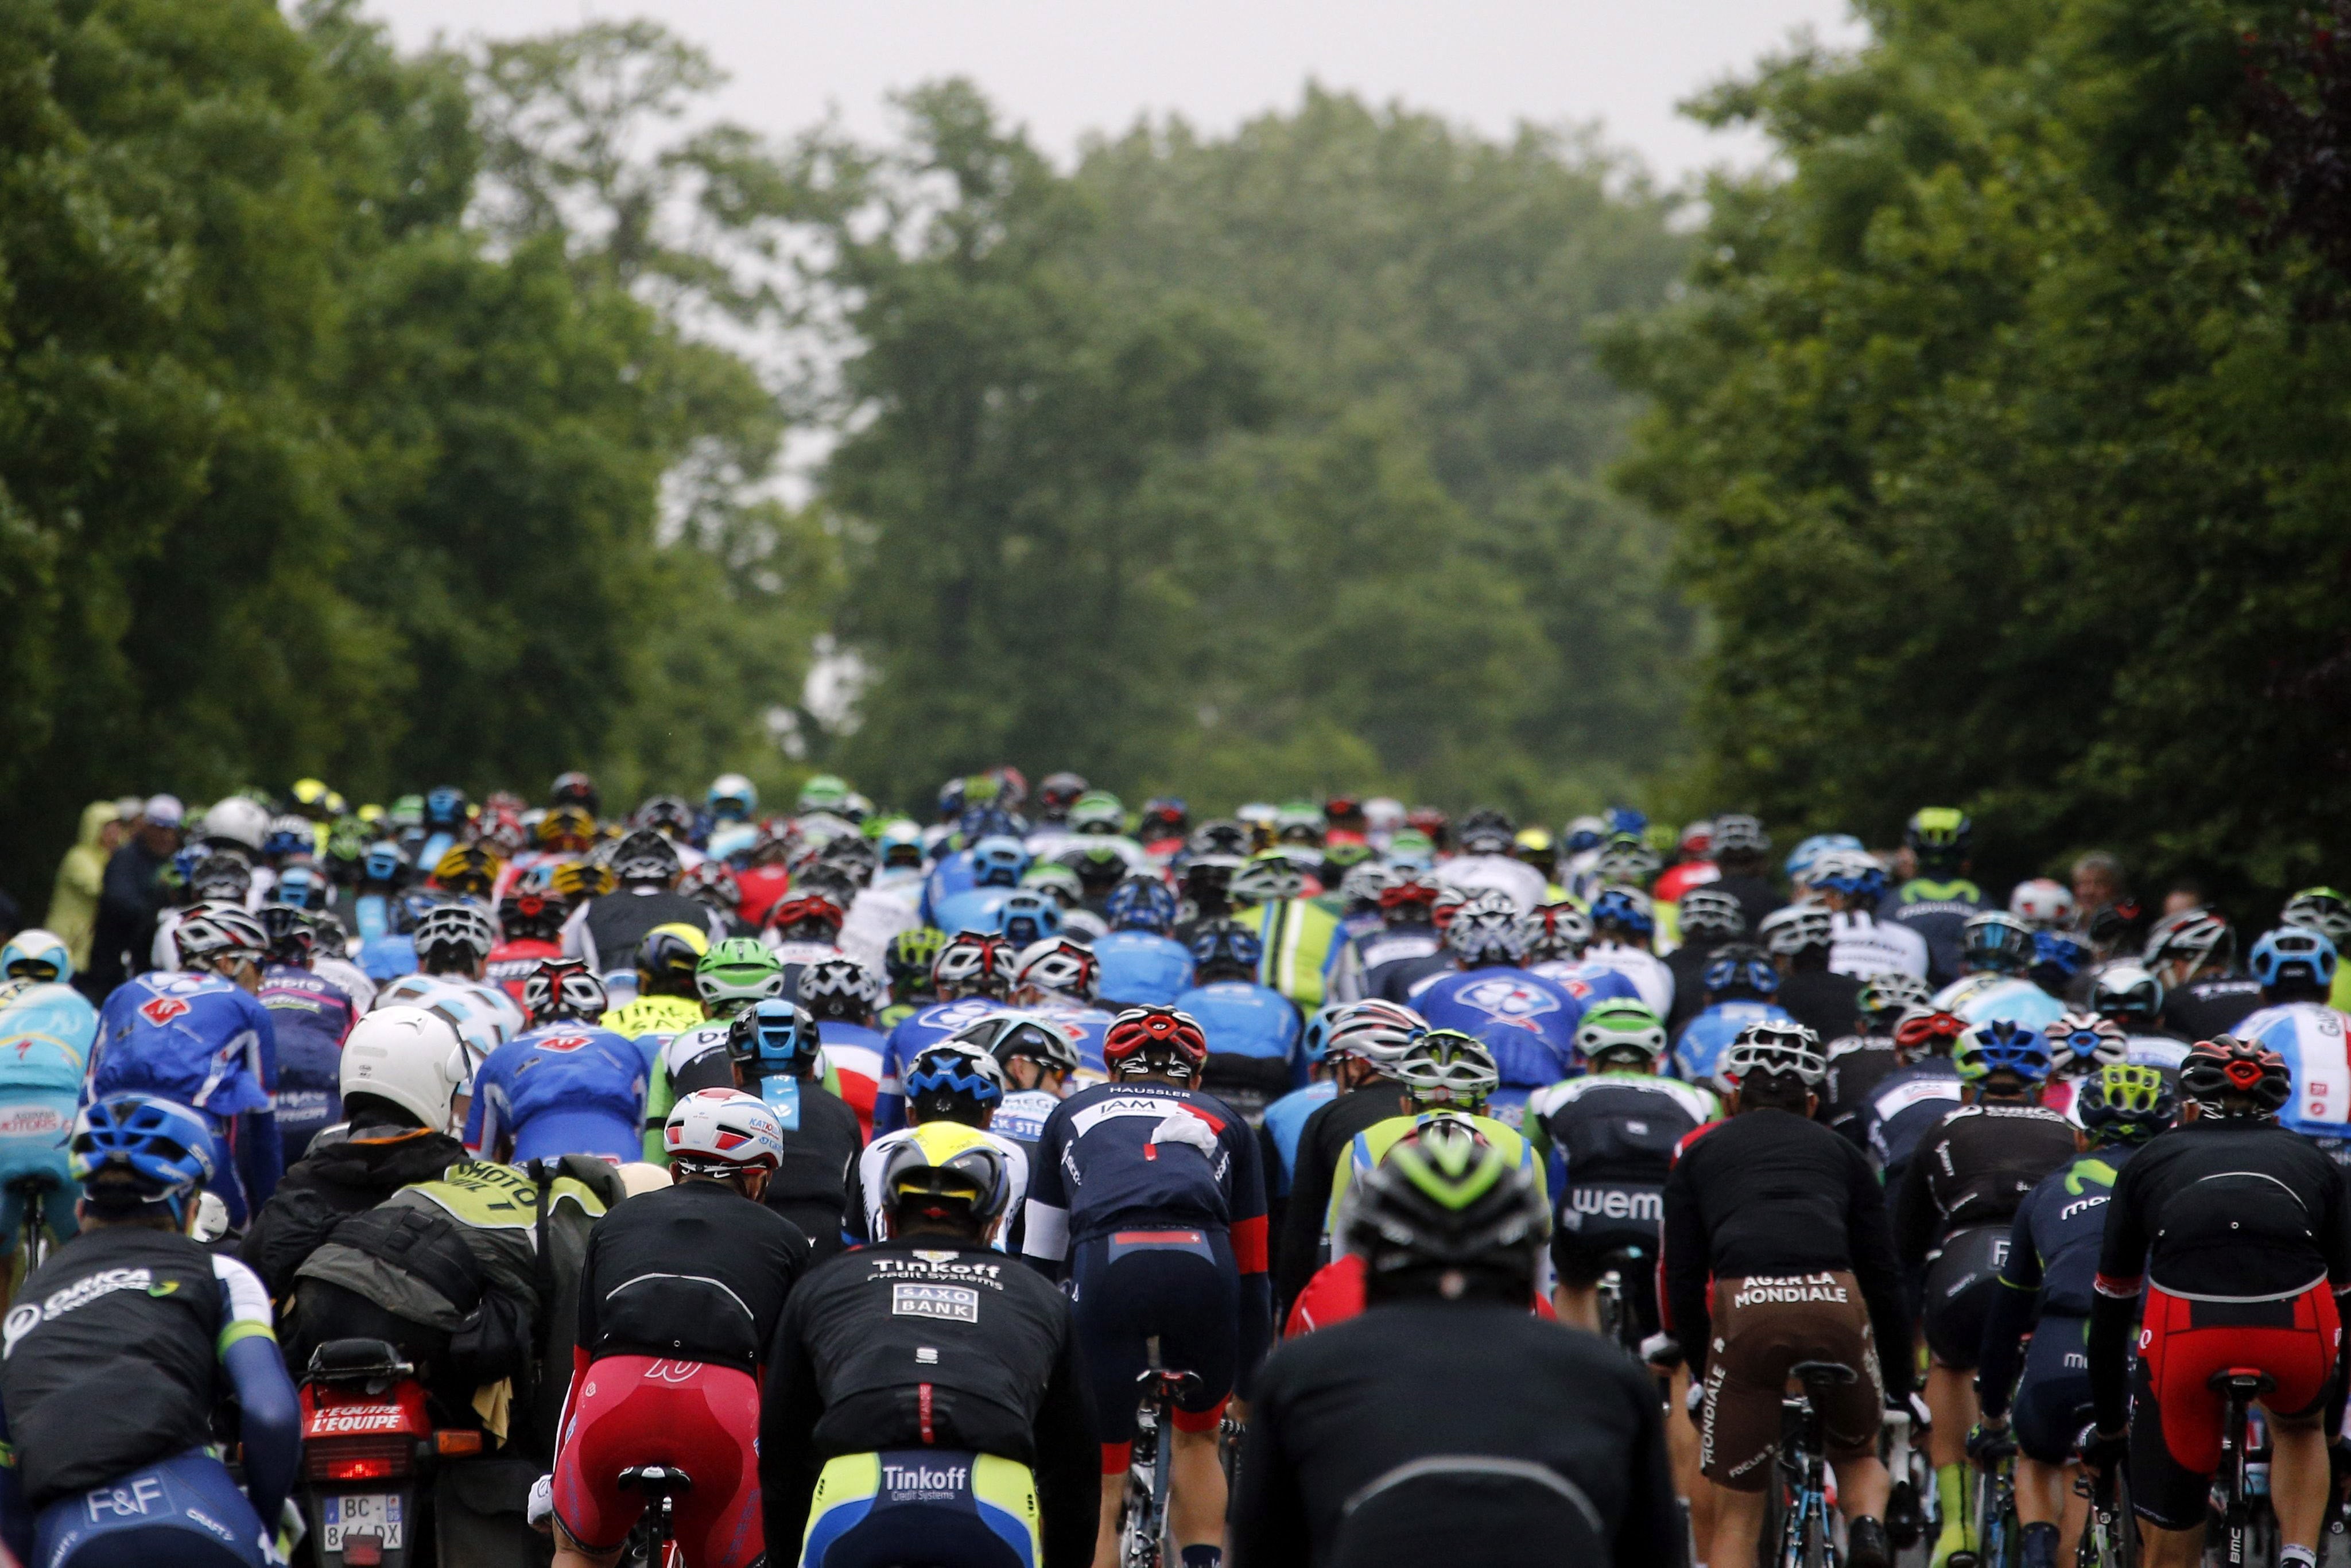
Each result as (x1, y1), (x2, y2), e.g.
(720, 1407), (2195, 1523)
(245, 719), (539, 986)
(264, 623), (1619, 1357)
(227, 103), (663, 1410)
(1323, 1109), (1546, 1235)
(599, 993), (707, 1040)
(1233, 896), (1341, 1010)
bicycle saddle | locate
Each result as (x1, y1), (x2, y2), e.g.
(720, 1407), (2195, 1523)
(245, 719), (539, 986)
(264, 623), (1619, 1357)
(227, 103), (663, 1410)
(620, 1465), (695, 1499)
(1791, 1360), (1859, 1389)
(2206, 1368), (2276, 1398)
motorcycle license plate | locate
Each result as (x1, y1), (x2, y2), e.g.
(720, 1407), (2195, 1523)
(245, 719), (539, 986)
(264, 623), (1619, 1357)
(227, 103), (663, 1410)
(323, 1492), (404, 1553)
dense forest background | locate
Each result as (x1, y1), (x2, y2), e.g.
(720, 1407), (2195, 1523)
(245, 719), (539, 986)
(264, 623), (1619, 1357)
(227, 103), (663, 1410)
(7, 0), (2351, 911)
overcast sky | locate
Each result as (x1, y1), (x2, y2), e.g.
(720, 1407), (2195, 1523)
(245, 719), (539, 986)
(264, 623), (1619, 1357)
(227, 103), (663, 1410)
(359, 0), (1866, 183)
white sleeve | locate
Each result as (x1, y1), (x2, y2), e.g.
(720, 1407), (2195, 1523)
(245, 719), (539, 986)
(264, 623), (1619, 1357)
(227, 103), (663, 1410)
(1021, 1199), (1069, 1263)
(212, 1255), (277, 1350)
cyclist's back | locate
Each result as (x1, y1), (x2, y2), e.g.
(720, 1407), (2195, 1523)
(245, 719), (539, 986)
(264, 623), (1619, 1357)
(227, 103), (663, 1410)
(465, 1019), (646, 1164)
(0, 956), (98, 1259)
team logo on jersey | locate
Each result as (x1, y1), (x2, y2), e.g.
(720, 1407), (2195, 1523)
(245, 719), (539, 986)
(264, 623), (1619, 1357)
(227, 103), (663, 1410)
(1450, 977), (1561, 1033)
(137, 996), (192, 1026)
(533, 1034), (591, 1054)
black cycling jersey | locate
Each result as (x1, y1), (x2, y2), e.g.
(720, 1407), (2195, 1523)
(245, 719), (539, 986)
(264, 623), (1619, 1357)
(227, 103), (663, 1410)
(1229, 1299), (1681, 1568)
(1526, 1074), (1713, 1189)
(1660, 1108), (1911, 1394)
(2157, 975), (2264, 1042)
(758, 1075), (865, 1259)
(0, 1226), (265, 1505)
(1977, 1144), (2139, 1419)
(1776, 968), (1863, 1046)
(1275, 1084), (1413, 1311)
(2093, 1117), (2351, 1303)
(577, 888), (720, 973)
(1863, 1058), (1965, 1185)
(1817, 1035), (1899, 1147)
(759, 1239), (1097, 1568)
(1366, 950), (1452, 1006)
(576, 1178), (808, 1373)
(1663, 942), (1727, 1037)
(1711, 874), (1787, 940)
(1879, 880), (1985, 985)
(1892, 1101), (2076, 1274)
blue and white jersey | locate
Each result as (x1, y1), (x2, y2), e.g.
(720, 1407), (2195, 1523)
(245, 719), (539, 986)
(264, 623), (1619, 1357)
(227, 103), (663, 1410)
(1411, 967), (1588, 1119)
(0, 980), (99, 1100)
(1259, 1080), (1339, 1197)
(2239, 1001), (2351, 1136)
(921, 851), (979, 929)
(874, 998), (1010, 1134)
(1557, 945), (1674, 1018)
(992, 1087), (1064, 1148)
(1932, 973), (2067, 1032)
(2125, 1033), (2189, 1070)
(92, 971), (277, 1119)
(1174, 982), (1301, 1069)
(1027, 1002), (1114, 1086)
(463, 1022), (646, 1165)
(1673, 999), (1802, 1085)
(1093, 931), (1194, 1007)
(1328, 925), (1440, 1006)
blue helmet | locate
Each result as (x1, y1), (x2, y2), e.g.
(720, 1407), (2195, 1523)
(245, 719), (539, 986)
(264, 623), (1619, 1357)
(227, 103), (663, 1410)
(1190, 919), (1264, 977)
(1589, 887), (1656, 937)
(2252, 926), (2338, 990)
(1302, 1002), (1349, 1065)
(1810, 849), (1887, 902)
(707, 773), (758, 821)
(262, 817), (312, 860)
(272, 862), (326, 911)
(1785, 833), (1864, 883)
(71, 1093), (216, 1220)
(727, 999), (821, 1077)
(170, 845), (207, 887)
(1105, 875), (1178, 935)
(1606, 806), (1648, 838)
(903, 1042), (1007, 1114)
(362, 840), (410, 886)
(1702, 945), (1779, 997)
(969, 835), (1031, 888)
(1956, 1018), (2052, 1085)
(996, 890), (1062, 948)
(424, 786), (467, 828)
(2030, 929), (2090, 988)
(1, 928), (71, 985)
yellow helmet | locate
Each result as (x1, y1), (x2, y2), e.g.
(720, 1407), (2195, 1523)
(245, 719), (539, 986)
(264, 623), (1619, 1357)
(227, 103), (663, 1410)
(877, 1123), (1014, 1224)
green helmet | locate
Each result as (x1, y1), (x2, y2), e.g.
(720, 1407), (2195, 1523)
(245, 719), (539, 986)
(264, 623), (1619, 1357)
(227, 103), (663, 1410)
(1574, 1000), (1668, 1070)
(1392, 1029), (1499, 1109)
(797, 774), (849, 813)
(886, 926), (948, 1000)
(1345, 1120), (1549, 1278)
(2075, 1063), (2178, 1146)
(1021, 861), (1084, 908)
(389, 793), (426, 829)
(1069, 791), (1127, 835)
(696, 937), (786, 1015)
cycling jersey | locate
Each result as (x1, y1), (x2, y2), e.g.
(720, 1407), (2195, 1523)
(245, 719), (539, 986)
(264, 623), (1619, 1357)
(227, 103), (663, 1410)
(1089, 930), (1194, 1008)
(257, 964), (360, 1162)
(1711, 874), (1788, 938)
(463, 1022), (646, 1163)
(2236, 1000), (2351, 1136)
(840, 885), (921, 975)
(567, 889), (723, 974)
(737, 865), (794, 930)
(876, 999), (1009, 1135)
(1879, 878), (1985, 984)
(1977, 1146), (2137, 1435)
(759, 1240), (1099, 1568)
(1829, 910), (1929, 981)
(1894, 1099), (2074, 1368)
(846, 1126), (1031, 1250)
(930, 887), (1012, 941)
(1274, 1085), (1413, 1311)
(1662, 942), (1725, 1037)
(817, 1019), (888, 1140)
(90, 972), (280, 1224)
(1862, 1058), (1964, 1183)
(2156, 973), (2264, 1041)
(484, 937), (561, 1007)
(1659, 1108), (1912, 1397)
(377, 971), (525, 1073)
(1172, 980), (1302, 1120)
(0, 1226), (277, 1505)
(1257, 1080), (1337, 1200)
(991, 1088), (1061, 1148)
(1231, 1298), (1681, 1568)
(1413, 967), (1589, 1117)
(747, 1076), (864, 1260)
(1775, 967), (1864, 1046)
(1231, 896), (1343, 1009)
(1021, 1002), (1111, 1089)
(26, 1445), (274, 1568)
(1561, 944), (1674, 1018)
(1527, 1072), (1714, 1305)
(355, 931), (419, 982)
(1326, 1111), (1547, 1239)
(1816, 1034), (1898, 1147)
(0, 981), (98, 1255)
(573, 1177), (809, 1372)
(1327, 924), (1438, 1007)
(598, 992), (707, 1051)
(1932, 972), (2067, 1031)
(643, 1021), (736, 1161)
(1673, 999), (1801, 1084)
(1021, 1081), (1267, 1260)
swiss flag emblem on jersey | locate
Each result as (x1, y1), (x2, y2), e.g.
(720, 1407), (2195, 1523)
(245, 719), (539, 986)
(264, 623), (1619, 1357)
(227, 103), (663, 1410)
(535, 1034), (591, 1054)
(138, 996), (193, 1026)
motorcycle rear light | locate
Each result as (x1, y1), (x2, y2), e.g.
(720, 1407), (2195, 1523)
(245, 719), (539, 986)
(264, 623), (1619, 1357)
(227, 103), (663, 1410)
(435, 1430), (483, 1456)
(305, 1434), (412, 1482)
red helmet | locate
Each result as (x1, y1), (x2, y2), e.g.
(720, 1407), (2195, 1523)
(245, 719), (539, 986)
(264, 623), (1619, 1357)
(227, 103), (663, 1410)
(765, 892), (845, 938)
(1103, 1006), (1209, 1076)
(1892, 1008), (1969, 1055)
(2180, 1034), (2291, 1116)
(1378, 876), (1441, 915)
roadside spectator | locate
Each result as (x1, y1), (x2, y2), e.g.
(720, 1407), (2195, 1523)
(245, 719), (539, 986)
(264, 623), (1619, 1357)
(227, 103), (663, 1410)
(46, 801), (130, 972)
(86, 794), (183, 997)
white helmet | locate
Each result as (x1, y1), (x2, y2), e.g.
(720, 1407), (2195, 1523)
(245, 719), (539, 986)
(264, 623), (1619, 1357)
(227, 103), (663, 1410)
(1016, 936), (1100, 1003)
(664, 1088), (784, 1173)
(200, 795), (271, 852)
(2009, 878), (2078, 930)
(340, 1006), (471, 1131)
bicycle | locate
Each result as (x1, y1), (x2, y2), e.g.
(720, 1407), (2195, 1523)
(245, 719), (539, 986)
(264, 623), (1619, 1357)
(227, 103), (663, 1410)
(2072, 1461), (2133, 1568)
(619, 1464), (692, 1568)
(1596, 1243), (1652, 1357)
(1880, 1402), (1929, 1557)
(1775, 1360), (1859, 1568)
(1119, 1341), (1203, 1568)
(10, 1170), (59, 1273)
(2207, 1369), (2274, 1568)
(1949, 1442), (2020, 1568)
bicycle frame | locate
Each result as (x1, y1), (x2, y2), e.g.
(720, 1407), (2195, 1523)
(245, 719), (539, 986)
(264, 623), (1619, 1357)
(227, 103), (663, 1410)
(2210, 1368), (2274, 1568)
(1972, 1456), (2019, 1568)
(2073, 1466), (2132, 1568)
(1122, 1342), (1202, 1568)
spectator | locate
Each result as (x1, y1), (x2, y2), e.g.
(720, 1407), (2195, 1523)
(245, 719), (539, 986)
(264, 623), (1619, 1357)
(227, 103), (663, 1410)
(2162, 878), (2208, 918)
(46, 801), (130, 973)
(2070, 852), (2127, 914)
(86, 794), (183, 997)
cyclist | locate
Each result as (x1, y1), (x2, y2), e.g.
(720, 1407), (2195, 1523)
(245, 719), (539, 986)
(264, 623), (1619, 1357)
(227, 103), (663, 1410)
(378, 899), (527, 1073)
(1231, 1130), (1681, 1568)
(1704, 814), (1786, 935)
(1814, 849), (1931, 981)
(723, 999), (864, 1257)
(1353, 875), (1452, 1004)
(254, 905), (361, 1162)
(1524, 1000), (1716, 1337)
(1254, 1006), (1341, 1248)
(1864, 1006), (1969, 1184)
(1973, 1064), (2178, 1568)
(548, 1089), (806, 1568)
(0, 1093), (299, 1568)
(1174, 919), (1303, 1121)
(0, 931), (99, 1271)
(643, 937), (789, 1159)
(1092, 875), (1194, 1008)
(1661, 1021), (1907, 1568)
(801, 957), (889, 1139)
(2142, 905), (2262, 1039)
(490, 884), (569, 1004)
(1273, 1000), (1427, 1312)
(1892, 1018), (2073, 1568)
(465, 959), (647, 1163)
(930, 834), (1030, 937)
(762, 1124), (1098, 1568)
(2280, 885), (2351, 1012)
(1224, 855), (1341, 1011)
(880, 926), (946, 1024)
(1435, 809), (1547, 911)
(1884, 809), (1987, 984)
(847, 1040), (1030, 1249)
(1411, 894), (1592, 1124)
(1671, 941), (1799, 1085)
(874, 932), (1016, 1134)
(2035, 1011), (2128, 1121)
(1575, 888), (1674, 1018)
(568, 829), (723, 972)
(959, 1012), (1084, 1148)
(1663, 885), (1748, 1036)
(1818, 973), (1933, 1147)
(1935, 912), (2067, 1030)
(1760, 903), (1864, 1043)
(1008, 937), (1116, 1086)
(2233, 926), (2351, 1143)
(595, 922), (712, 1053)
(89, 904), (281, 1227)
(2084, 1036), (2350, 1568)
(1019, 1005), (1271, 1568)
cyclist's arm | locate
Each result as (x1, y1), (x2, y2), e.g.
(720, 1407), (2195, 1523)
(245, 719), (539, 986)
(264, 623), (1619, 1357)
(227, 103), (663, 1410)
(641, 1055), (674, 1163)
(1844, 1147), (1914, 1398)
(1615, 1372), (1683, 1568)
(219, 1256), (300, 1526)
(1035, 1320), (1103, 1568)
(756, 1309), (824, 1553)
(1226, 1382), (1308, 1568)
(1888, 1142), (1935, 1277)
(1230, 1120), (1273, 1398)
(1658, 1156), (1710, 1376)
(1974, 1208), (2042, 1420)
(2087, 1158), (2153, 1431)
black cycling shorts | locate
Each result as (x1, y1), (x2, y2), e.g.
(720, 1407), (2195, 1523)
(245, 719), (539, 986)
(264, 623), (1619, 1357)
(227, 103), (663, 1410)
(1070, 1228), (1237, 1472)
(1922, 1225), (2009, 1370)
(2010, 1314), (2093, 1466)
(1549, 1182), (1663, 1340)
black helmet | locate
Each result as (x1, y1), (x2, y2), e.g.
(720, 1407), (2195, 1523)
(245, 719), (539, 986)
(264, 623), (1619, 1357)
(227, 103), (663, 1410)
(611, 828), (682, 886)
(1343, 1120), (1549, 1283)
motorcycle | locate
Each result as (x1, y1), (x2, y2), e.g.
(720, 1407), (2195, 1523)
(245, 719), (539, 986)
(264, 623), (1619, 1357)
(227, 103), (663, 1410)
(298, 1338), (484, 1567)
